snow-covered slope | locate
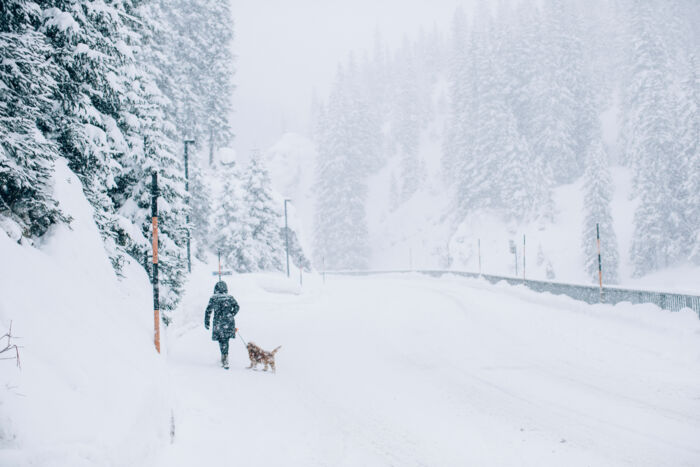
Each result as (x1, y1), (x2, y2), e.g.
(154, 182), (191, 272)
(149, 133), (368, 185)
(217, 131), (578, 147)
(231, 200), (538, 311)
(0, 160), (170, 466)
(264, 132), (318, 262)
(264, 128), (700, 293)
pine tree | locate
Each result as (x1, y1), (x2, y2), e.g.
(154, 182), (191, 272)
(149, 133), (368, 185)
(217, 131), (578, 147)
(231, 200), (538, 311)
(280, 227), (311, 271)
(212, 161), (253, 272)
(394, 40), (424, 200)
(442, 7), (470, 187)
(39, 0), (142, 270)
(156, 0), (234, 159)
(581, 136), (619, 284)
(243, 157), (283, 272)
(189, 156), (213, 259)
(680, 56), (700, 262)
(1, 0), (65, 237)
(200, 0), (235, 164)
(624, 0), (678, 275)
(313, 65), (371, 270)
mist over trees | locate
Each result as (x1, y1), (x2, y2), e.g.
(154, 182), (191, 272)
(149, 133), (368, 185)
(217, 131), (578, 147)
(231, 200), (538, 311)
(312, 0), (699, 280)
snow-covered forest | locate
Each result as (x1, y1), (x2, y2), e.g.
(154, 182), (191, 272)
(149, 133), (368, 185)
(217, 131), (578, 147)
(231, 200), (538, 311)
(2, 0), (698, 310)
(311, 0), (699, 284)
(1, 0), (308, 315)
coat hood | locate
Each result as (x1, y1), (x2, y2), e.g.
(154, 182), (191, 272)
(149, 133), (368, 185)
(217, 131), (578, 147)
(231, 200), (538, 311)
(214, 281), (228, 294)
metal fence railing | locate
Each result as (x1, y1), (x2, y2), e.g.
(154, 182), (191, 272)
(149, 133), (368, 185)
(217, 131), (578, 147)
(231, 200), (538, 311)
(322, 269), (700, 318)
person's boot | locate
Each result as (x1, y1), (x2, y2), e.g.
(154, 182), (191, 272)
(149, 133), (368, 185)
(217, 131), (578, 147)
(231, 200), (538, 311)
(221, 353), (229, 369)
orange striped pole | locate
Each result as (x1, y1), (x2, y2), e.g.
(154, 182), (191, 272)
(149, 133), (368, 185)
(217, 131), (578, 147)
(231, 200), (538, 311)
(151, 172), (160, 353)
(597, 223), (603, 302)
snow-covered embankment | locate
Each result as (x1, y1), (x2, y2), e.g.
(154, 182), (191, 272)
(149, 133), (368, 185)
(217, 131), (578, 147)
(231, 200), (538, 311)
(0, 160), (170, 466)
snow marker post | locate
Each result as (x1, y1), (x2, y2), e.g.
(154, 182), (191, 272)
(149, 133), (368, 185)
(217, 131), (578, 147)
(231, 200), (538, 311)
(211, 250), (232, 279)
(284, 199), (291, 277)
(184, 139), (195, 274)
(478, 239), (482, 275)
(151, 171), (160, 353)
(322, 256), (326, 284)
(597, 223), (603, 302)
(523, 234), (526, 281)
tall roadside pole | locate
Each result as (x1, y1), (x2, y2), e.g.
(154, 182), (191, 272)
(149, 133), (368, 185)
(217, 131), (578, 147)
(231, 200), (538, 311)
(523, 234), (526, 281)
(597, 223), (603, 302)
(151, 171), (160, 353)
(284, 199), (291, 277)
(478, 239), (482, 275)
(184, 139), (195, 273)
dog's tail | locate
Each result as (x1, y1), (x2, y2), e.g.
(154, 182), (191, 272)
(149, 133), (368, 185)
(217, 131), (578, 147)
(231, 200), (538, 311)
(271, 345), (282, 355)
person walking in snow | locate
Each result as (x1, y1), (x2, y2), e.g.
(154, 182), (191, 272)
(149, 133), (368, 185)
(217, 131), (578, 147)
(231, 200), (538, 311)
(204, 281), (239, 369)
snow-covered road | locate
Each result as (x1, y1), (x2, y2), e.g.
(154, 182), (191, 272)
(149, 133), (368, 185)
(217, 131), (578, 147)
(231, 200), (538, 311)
(159, 271), (700, 466)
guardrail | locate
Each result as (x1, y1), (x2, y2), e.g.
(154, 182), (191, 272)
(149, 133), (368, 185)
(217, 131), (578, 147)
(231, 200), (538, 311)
(322, 269), (700, 318)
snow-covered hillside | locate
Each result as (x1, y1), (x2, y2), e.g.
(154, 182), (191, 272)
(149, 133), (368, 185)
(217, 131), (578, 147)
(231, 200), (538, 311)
(301, 0), (699, 287)
(0, 160), (170, 465)
(264, 131), (700, 293)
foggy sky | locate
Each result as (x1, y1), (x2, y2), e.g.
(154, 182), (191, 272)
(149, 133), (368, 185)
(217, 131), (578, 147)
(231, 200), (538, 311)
(229, 0), (471, 159)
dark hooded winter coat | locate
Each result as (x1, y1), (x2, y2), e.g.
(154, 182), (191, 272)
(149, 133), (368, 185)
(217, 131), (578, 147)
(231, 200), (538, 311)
(205, 281), (239, 341)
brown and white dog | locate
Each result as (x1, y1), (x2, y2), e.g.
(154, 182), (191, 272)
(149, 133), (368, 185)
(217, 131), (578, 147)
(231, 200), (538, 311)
(246, 342), (281, 373)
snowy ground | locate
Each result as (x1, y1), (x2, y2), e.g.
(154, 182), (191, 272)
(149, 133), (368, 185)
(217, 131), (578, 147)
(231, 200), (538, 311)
(2, 165), (698, 466)
(159, 268), (700, 466)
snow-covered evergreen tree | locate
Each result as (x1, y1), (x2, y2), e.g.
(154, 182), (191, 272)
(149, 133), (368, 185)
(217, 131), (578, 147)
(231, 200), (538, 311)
(581, 136), (619, 284)
(212, 161), (253, 272)
(442, 7), (471, 187)
(242, 157), (284, 272)
(624, 1), (678, 275)
(280, 227), (311, 271)
(189, 156), (213, 260)
(156, 0), (235, 161)
(394, 40), (423, 200)
(200, 0), (235, 165)
(680, 56), (700, 262)
(1, 0), (234, 313)
(313, 65), (371, 270)
(0, 0), (65, 237)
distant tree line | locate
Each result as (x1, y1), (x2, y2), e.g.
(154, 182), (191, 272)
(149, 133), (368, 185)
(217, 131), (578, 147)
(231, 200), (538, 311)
(312, 0), (698, 281)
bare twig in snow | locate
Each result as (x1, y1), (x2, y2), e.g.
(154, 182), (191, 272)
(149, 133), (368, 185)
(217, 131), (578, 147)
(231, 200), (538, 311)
(0, 321), (22, 369)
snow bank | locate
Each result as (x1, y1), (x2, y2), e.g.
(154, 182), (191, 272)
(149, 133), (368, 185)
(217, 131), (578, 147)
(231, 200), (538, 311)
(0, 160), (170, 466)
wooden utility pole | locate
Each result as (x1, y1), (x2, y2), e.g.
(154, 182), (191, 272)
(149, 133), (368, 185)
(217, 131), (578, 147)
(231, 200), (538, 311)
(151, 172), (160, 353)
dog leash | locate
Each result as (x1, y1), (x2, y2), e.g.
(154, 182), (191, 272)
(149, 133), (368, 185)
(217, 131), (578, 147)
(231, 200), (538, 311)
(235, 328), (247, 347)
